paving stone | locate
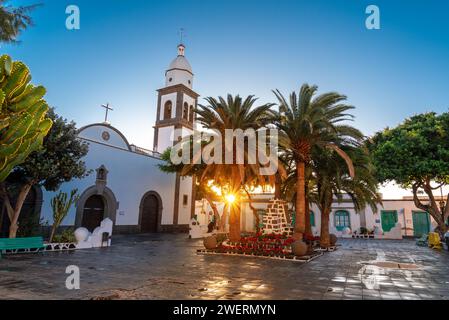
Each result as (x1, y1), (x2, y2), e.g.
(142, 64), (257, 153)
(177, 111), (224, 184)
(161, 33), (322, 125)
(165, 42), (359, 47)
(0, 235), (448, 300)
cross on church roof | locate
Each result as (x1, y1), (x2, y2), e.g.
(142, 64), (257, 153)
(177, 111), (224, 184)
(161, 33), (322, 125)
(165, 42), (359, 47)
(178, 28), (186, 45)
(101, 103), (113, 123)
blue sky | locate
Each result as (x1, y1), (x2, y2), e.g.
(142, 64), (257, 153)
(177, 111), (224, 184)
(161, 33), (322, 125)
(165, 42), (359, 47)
(3, 0), (449, 155)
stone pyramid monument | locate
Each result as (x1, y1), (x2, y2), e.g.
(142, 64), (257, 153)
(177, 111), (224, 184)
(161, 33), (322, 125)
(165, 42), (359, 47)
(262, 199), (293, 236)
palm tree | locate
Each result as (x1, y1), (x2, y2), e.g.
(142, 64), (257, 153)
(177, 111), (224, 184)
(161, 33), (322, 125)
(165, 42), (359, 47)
(196, 95), (276, 241)
(273, 84), (363, 241)
(160, 94), (274, 241)
(0, 1), (40, 44)
(310, 146), (381, 247)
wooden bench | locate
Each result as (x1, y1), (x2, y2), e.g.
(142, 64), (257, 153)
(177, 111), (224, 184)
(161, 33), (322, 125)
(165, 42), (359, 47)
(0, 237), (45, 259)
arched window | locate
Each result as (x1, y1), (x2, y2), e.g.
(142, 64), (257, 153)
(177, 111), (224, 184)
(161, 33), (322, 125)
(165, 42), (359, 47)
(164, 101), (172, 120)
(183, 102), (189, 120)
(334, 210), (350, 231)
(189, 105), (194, 122)
(310, 211), (315, 227)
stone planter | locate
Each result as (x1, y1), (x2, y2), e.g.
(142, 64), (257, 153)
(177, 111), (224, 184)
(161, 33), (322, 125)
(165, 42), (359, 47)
(291, 240), (307, 257)
(203, 236), (218, 249)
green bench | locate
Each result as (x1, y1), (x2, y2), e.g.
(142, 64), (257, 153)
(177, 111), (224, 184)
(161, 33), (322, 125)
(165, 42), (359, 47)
(0, 237), (45, 259)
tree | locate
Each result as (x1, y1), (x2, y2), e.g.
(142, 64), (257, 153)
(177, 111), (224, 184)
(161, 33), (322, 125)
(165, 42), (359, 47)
(49, 189), (79, 243)
(0, 1), (40, 44)
(194, 95), (275, 241)
(0, 109), (90, 238)
(0, 54), (52, 182)
(368, 112), (449, 236)
(273, 84), (362, 241)
(310, 146), (380, 247)
(159, 95), (275, 241)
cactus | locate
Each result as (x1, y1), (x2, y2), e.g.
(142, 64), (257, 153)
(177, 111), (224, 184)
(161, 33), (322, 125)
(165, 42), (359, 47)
(49, 189), (79, 243)
(0, 55), (52, 182)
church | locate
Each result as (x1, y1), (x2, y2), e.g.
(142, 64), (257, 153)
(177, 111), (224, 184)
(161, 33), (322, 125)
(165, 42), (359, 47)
(38, 43), (438, 239)
(40, 43), (197, 234)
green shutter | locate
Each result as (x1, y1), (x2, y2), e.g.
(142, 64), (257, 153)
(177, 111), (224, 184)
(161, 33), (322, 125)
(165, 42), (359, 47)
(381, 210), (398, 232)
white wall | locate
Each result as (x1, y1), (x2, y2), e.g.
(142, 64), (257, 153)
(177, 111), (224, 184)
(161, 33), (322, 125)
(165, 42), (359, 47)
(193, 194), (438, 238)
(41, 135), (177, 227)
(157, 126), (175, 154)
(377, 200), (438, 236)
(177, 176), (193, 225)
(78, 125), (130, 150)
(166, 69), (193, 89)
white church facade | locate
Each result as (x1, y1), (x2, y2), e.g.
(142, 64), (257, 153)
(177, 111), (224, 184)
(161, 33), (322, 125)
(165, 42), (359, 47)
(40, 44), (197, 234)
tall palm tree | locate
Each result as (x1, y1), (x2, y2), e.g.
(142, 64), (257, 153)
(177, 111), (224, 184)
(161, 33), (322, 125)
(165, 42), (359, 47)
(160, 95), (274, 241)
(273, 84), (363, 241)
(0, 1), (40, 44)
(196, 95), (275, 241)
(310, 146), (381, 247)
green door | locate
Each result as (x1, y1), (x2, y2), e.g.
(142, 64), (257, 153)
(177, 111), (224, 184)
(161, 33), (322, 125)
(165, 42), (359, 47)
(381, 211), (398, 232)
(412, 211), (430, 237)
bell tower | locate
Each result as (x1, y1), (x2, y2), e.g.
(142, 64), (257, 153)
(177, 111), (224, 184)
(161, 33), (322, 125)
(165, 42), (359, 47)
(153, 43), (199, 153)
(153, 43), (199, 230)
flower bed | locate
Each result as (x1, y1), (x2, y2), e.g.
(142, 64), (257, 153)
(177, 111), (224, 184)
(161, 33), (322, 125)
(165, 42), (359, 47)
(219, 233), (295, 257)
(203, 232), (327, 260)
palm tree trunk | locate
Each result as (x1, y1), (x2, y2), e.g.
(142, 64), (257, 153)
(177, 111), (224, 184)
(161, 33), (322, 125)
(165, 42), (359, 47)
(320, 205), (331, 248)
(219, 203), (228, 232)
(229, 203), (241, 242)
(294, 160), (306, 240)
(228, 165), (242, 242)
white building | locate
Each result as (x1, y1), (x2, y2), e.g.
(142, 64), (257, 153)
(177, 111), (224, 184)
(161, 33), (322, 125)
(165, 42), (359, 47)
(195, 193), (440, 238)
(40, 44), (197, 234)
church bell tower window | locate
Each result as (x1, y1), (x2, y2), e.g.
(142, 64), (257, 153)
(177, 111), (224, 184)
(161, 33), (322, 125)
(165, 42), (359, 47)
(183, 102), (189, 120)
(164, 101), (172, 120)
(189, 105), (194, 122)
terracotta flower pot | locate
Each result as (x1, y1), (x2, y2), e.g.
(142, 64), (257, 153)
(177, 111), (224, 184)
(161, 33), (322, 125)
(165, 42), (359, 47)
(291, 240), (307, 257)
(203, 236), (218, 249)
